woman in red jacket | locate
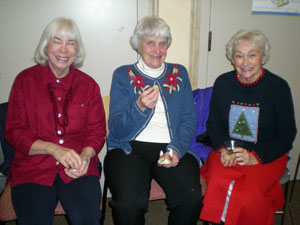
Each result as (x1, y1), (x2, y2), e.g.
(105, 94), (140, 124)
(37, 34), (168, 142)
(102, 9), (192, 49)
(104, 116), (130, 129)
(5, 17), (106, 225)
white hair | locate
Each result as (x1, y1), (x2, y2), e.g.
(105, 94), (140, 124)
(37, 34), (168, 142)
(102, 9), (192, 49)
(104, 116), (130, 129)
(34, 17), (85, 68)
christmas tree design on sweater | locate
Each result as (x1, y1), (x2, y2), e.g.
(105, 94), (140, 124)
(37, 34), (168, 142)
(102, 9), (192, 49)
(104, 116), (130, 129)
(232, 111), (253, 138)
(229, 104), (259, 142)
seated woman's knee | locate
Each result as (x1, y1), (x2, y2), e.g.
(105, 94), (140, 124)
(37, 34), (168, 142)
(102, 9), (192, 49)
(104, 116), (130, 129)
(110, 195), (148, 213)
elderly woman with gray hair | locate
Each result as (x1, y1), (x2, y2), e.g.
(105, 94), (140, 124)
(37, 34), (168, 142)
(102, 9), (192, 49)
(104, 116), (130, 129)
(5, 18), (106, 225)
(104, 16), (202, 225)
(200, 29), (297, 225)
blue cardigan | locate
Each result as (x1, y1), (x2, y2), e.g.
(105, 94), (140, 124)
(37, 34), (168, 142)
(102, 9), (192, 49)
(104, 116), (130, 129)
(107, 62), (197, 159)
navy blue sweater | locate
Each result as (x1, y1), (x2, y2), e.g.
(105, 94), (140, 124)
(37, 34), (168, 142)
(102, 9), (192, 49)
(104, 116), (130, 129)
(207, 69), (297, 164)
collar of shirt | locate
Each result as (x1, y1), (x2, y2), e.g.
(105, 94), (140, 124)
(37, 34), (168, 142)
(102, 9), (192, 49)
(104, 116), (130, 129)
(41, 63), (75, 90)
(137, 58), (165, 78)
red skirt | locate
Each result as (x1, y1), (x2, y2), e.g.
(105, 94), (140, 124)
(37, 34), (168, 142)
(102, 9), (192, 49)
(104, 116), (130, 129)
(200, 150), (287, 225)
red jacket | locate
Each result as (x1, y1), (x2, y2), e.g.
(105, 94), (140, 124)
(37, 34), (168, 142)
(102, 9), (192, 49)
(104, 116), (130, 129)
(5, 64), (106, 187)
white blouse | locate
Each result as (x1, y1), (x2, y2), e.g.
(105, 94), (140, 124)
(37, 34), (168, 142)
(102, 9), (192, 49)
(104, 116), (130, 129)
(135, 59), (171, 143)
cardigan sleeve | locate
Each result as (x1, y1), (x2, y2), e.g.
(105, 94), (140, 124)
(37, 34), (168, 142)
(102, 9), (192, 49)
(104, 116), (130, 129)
(108, 67), (153, 141)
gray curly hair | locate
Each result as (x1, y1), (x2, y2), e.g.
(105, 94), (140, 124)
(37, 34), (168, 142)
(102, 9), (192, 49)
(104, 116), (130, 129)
(226, 29), (271, 64)
(130, 16), (172, 52)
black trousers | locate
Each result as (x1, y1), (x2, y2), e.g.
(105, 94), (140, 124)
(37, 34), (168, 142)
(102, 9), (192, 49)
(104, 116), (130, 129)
(11, 175), (101, 225)
(104, 141), (202, 225)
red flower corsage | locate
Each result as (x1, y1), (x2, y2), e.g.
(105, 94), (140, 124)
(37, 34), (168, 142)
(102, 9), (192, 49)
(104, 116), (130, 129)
(128, 68), (150, 94)
(163, 65), (182, 94)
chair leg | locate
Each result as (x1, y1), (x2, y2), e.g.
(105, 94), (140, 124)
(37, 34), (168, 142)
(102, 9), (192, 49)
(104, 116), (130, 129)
(280, 181), (289, 225)
(100, 179), (108, 225)
(287, 153), (300, 225)
(289, 153), (300, 203)
(287, 203), (295, 225)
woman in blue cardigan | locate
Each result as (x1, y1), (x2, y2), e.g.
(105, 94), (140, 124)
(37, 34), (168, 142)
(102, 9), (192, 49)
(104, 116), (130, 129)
(104, 16), (202, 225)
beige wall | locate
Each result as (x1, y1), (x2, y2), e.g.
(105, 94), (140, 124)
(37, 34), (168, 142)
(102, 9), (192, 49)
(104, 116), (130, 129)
(0, 0), (149, 102)
(157, 0), (200, 89)
(159, 0), (191, 70)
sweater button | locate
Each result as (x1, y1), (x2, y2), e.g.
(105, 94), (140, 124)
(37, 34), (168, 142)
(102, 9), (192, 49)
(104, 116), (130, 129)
(56, 161), (60, 165)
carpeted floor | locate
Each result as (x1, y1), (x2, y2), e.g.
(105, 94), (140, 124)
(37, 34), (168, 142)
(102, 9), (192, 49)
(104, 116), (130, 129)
(97, 181), (300, 225)
(4, 181), (300, 225)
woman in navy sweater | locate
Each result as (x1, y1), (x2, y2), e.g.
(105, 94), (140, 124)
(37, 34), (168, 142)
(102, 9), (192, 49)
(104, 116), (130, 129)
(200, 30), (297, 225)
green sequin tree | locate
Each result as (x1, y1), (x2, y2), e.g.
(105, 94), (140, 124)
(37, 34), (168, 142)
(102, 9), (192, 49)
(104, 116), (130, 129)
(232, 111), (252, 138)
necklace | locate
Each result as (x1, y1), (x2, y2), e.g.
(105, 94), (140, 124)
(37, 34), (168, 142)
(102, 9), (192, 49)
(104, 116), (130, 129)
(235, 68), (265, 87)
(47, 77), (74, 137)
